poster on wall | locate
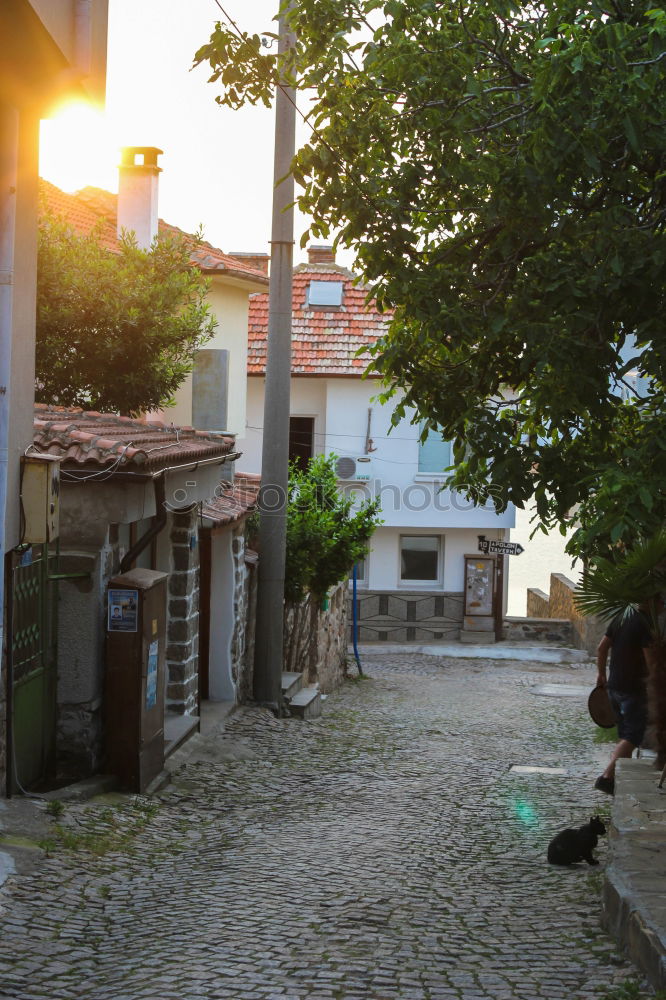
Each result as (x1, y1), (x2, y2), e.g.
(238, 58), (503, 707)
(464, 557), (495, 617)
(146, 640), (158, 709)
(107, 589), (139, 632)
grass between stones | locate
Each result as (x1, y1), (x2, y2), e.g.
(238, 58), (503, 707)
(601, 979), (666, 999)
(37, 797), (160, 857)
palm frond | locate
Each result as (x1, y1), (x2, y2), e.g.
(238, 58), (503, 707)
(575, 530), (666, 626)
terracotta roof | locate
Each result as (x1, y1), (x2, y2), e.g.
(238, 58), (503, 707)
(39, 180), (269, 287)
(201, 473), (260, 527)
(33, 404), (235, 472)
(247, 264), (392, 377)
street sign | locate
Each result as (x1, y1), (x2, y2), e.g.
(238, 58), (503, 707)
(477, 539), (524, 556)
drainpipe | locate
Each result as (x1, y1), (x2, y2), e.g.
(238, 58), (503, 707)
(352, 563), (363, 676)
(119, 475), (167, 573)
(0, 105), (19, 692)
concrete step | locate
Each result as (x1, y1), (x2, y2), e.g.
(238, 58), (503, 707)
(281, 671), (303, 700)
(352, 642), (589, 663)
(459, 629), (496, 644)
(288, 686), (321, 720)
(463, 616), (494, 631)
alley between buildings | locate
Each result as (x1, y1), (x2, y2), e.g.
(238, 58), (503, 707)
(0, 653), (652, 1000)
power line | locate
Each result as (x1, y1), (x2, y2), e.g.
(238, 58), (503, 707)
(244, 423), (451, 446)
(208, 0), (424, 245)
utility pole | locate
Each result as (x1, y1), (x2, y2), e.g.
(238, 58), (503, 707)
(253, 4), (297, 709)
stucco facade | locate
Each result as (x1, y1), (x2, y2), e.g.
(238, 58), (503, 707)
(167, 276), (263, 437)
(239, 373), (515, 640)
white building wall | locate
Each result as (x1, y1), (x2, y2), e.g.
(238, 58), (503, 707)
(237, 377), (265, 473)
(321, 378), (514, 532)
(243, 376), (515, 640)
(167, 279), (258, 437)
(508, 501), (580, 615)
(364, 525), (506, 592)
(237, 377), (328, 474)
(240, 375), (515, 536)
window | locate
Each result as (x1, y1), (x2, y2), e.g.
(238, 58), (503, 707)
(418, 422), (451, 475)
(350, 558), (366, 584)
(400, 535), (440, 583)
(289, 416), (315, 471)
(307, 280), (344, 308)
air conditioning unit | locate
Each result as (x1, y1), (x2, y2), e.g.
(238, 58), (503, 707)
(335, 456), (372, 481)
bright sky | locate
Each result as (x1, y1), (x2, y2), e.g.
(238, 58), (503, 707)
(39, 0), (325, 264)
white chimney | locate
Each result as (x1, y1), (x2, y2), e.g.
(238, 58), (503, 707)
(117, 146), (162, 250)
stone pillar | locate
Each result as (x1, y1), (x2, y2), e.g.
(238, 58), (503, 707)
(166, 509), (200, 715)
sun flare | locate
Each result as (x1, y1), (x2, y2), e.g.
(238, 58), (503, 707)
(39, 102), (119, 194)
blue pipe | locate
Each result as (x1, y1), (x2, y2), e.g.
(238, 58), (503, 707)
(352, 563), (363, 676)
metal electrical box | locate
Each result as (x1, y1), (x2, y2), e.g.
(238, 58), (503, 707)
(463, 554), (496, 621)
(105, 568), (167, 792)
(21, 455), (61, 543)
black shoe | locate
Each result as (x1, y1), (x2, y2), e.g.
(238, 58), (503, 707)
(594, 775), (615, 796)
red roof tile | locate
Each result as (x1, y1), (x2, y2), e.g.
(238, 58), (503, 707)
(33, 404), (235, 472)
(39, 181), (269, 287)
(248, 264), (391, 377)
(201, 472), (260, 527)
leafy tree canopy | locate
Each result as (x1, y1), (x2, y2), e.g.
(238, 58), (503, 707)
(36, 214), (216, 415)
(283, 454), (381, 604)
(196, 1), (666, 559)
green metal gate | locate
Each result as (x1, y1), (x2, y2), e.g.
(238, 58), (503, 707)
(9, 544), (58, 792)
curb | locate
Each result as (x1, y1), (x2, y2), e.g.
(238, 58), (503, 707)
(602, 758), (666, 990)
(352, 642), (589, 663)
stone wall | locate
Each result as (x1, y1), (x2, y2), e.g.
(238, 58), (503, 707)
(316, 581), (348, 694)
(239, 549), (258, 704)
(503, 616), (574, 645)
(230, 528), (257, 704)
(283, 580), (349, 695)
(350, 590), (464, 642)
(166, 509), (200, 716)
(527, 572), (605, 656)
(526, 588), (550, 619)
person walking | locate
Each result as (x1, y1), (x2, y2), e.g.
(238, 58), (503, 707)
(594, 606), (656, 795)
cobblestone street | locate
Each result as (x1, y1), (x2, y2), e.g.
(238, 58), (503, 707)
(0, 653), (655, 1000)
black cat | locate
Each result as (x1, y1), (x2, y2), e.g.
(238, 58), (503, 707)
(547, 816), (606, 866)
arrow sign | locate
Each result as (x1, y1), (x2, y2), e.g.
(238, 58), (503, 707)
(478, 539), (524, 556)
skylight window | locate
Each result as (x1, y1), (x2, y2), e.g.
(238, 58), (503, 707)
(307, 280), (344, 307)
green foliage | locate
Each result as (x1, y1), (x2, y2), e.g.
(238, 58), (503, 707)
(36, 214), (216, 415)
(575, 530), (666, 632)
(45, 799), (64, 818)
(284, 454), (381, 603)
(600, 979), (666, 1000)
(196, 1), (666, 559)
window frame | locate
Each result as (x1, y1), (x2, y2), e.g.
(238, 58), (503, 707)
(288, 415), (316, 471)
(307, 280), (344, 308)
(417, 421), (452, 476)
(349, 556), (368, 589)
(398, 534), (442, 589)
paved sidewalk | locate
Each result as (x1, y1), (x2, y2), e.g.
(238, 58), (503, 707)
(603, 757), (666, 990)
(0, 652), (660, 999)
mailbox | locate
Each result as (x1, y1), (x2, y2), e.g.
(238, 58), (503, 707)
(105, 568), (167, 792)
